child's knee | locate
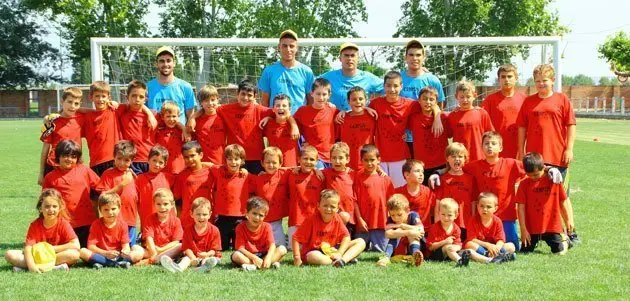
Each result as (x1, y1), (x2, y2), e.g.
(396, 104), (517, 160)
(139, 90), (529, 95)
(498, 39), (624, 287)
(504, 243), (516, 253)
(5, 250), (21, 263)
(79, 248), (91, 260)
(277, 245), (288, 256)
(353, 238), (367, 250)
(64, 249), (81, 262)
(443, 244), (459, 253)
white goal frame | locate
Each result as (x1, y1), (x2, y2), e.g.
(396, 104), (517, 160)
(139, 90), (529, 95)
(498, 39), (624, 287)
(90, 36), (563, 91)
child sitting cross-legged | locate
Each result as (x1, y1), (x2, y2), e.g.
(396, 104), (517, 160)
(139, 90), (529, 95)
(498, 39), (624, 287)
(426, 198), (471, 267)
(376, 194), (425, 267)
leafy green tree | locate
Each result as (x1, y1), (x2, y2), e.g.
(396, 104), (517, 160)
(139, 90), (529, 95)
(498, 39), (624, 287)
(598, 77), (620, 86)
(571, 74), (595, 86)
(598, 31), (630, 73)
(0, 0), (58, 89)
(24, 0), (150, 84)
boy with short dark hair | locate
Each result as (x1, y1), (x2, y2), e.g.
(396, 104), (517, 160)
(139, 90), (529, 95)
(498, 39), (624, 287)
(192, 85), (226, 165)
(263, 94), (299, 167)
(135, 145), (175, 228)
(120, 80), (158, 175)
(395, 159), (435, 233)
(173, 141), (212, 227)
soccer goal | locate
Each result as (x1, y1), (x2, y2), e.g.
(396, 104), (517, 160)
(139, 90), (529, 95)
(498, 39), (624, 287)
(90, 36), (562, 109)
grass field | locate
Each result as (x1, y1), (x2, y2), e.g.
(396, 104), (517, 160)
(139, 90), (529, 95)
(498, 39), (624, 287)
(0, 119), (629, 300)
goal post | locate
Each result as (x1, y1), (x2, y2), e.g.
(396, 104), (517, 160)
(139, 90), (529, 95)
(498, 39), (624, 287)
(90, 36), (563, 107)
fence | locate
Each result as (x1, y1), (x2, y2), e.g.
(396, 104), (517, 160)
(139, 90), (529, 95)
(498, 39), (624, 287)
(573, 97), (626, 115)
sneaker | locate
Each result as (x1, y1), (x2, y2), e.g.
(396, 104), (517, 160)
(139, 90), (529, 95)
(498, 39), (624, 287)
(348, 258), (359, 265)
(412, 250), (424, 267)
(503, 252), (516, 262)
(12, 266), (25, 272)
(456, 250), (471, 267)
(92, 263), (104, 270)
(53, 263), (70, 271)
(242, 264), (257, 272)
(376, 257), (390, 267)
(117, 261), (131, 269)
(197, 257), (219, 273)
(160, 256), (180, 273)
(490, 254), (506, 264)
(333, 259), (346, 268)
(568, 231), (581, 245)
(271, 262), (281, 270)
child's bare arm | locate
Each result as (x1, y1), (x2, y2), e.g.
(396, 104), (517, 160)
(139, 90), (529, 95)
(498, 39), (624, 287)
(144, 237), (158, 259)
(102, 170), (135, 194)
(238, 247), (263, 267)
(517, 204), (530, 247)
(287, 116), (300, 140)
(88, 244), (119, 259)
(333, 236), (351, 260)
(120, 243), (131, 258)
(52, 238), (80, 253)
(24, 245), (39, 273)
(354, 204), (368, 232)
(563, 125), (576, 165)
(429, 236), (455, 251)
(262, 244), (276, 269)
(184, 248), (197, 262)
(38, 143), (50, 185)
(292, 240), (302, 266)
(156, 241), (180, 254)
(561, 198), (575, 233)
(517, 127), (527, 160)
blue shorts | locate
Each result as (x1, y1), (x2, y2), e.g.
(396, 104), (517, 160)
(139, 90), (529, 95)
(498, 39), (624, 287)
(355, 230), (387, 252)
(130, 162), (149, 175)
(128, 226), (138, 247)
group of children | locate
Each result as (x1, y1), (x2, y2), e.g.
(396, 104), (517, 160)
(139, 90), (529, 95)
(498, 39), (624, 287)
(6, 58), (579, 273)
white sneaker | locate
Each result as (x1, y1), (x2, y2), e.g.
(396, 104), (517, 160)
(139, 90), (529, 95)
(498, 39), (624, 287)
(197, 257), (219, 273)
(53, 263), (70, 271)
(271, 262), (281, 270)
(242, 263), (257, 272)
(160, 256), (181, 273)
(12, 266), (25, 272)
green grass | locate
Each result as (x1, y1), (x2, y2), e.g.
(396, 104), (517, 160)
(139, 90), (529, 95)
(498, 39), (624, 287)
(1, 119), (629, 300)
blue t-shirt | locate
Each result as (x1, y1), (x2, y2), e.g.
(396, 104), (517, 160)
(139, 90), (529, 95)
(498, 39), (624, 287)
(258, 61), (314, 114)
(386, 211), (421, 226)
(319, 69), (384, 112)
(400, 70), (445, 142)
(147, 78), (197, 124)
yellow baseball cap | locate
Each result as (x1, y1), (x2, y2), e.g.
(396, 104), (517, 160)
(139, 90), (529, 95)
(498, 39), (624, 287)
(339, 42), (359, 55)
(156, 46), (175, 58)
(279, 29), (298, 41)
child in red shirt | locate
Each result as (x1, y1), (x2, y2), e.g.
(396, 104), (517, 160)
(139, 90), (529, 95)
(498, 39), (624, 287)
(323, 142), (356, 226)
(174, 141), (212, 227)
(337, 87), (376, 171)
(232, 197), (287, 271)
(464, 192), (516, 264)
(354, 144), (395, 252)
(426, 198), (471, 267)
(368, 71), (421, 188)
(287, 146), (325, 249)
(517, 152), (575, 255)
(292, 189), (366, 267)
(376, 194), (425, 267)
(162, 197), (221, 273)
(136, 145), (175, 228)
(119, 80), (157, 175)
(481, 64), (526, 159)
(446, 80), (494, 162)
(79, 193), (144, 269)
(210, 144), (254, 250)
(408, 86), (450, 183)
(252, 147), (290, 247)
(395, 159), (436, 233)
(5, 189), (80, 272)
(95, 140), (140, 246)
(294, 78), (339, 168)
(192, 85), (226, 165)
(155, 101), (186, 174)
(39, 87), (84, 185)
(142, 188), (183, 264)
(263, 94), (299, 167)
(42, 140), (100, 248)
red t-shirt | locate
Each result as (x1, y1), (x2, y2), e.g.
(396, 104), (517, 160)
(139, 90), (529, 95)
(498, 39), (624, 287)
(209, 166), (253, 217)
(119, 109), (157, 162)
(435, 172), (475, 228)
(446, 108), (494, 162)
(516, 92), (576, 167)
(465, 214), (506, 245)
(25, 218), (77, 247)
(41, 114), (84, 167)
(395, 184), (435, 231)
(323, 168), (356, 224)
(173, 167), (212, 226)
(194, 113), (227, 165)
(516, 176), (567, 234)
(292, 213), (350, 260)
(142, 213), (184, 247)
(135, 171), (175, 228)
(481, 91), (526, 159)
(288, 171), (325, 227)
(87, 218), (129, 251)
(294, 105), (339, 162)
(368, 97), (419, 162)
(95, 168), (139, 227)
(353, 172), (395, 230)
(181, 222), (222, 258)
(155, 126), (185, 174)
(408, 112), (450, 169)
(252, 170), (290, 222)
(42, 164), (100, 228)
(234, 222), (275, 253)
(83, 107), (122, 166)
(217, 103), (273, 161)
(337, 112), (376, 170)
(465, 158), (525, 221)
(426, 222), (462, 251)
(263, 119), (299, 167)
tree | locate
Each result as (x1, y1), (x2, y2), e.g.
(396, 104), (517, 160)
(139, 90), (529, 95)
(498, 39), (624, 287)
(570, 74), (594, 86)
(598, 77), (620, 86)
(24, 0), (150, 84)
(598, 31), (630, 82)
(0, 0), (58, 89)
(394, 0), (566, 105)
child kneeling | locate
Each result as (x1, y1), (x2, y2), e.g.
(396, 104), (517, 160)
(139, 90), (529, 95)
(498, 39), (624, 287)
(292, 190), (366, 267)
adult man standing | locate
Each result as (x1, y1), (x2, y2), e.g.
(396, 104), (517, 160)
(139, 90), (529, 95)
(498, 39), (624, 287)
(147, 46), (196, 124)
(258, 30), (315, 114)
(320, 42), (383, 112)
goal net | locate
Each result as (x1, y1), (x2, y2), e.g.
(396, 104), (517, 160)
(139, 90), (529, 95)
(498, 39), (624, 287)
(91, 37), (562, 110)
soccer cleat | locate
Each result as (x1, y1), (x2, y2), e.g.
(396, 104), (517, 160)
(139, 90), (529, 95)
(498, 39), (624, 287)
(456, 250), (471, 267)
(412, 250), (424, 267)
(117, 261), (131, 269)
(197, 257), (219, 273)
(160, 256), (180, 273)
(568, 231), (581, 245)
(271, 262), (281, 270)
(92, 263), (104, 270)
(333, 259), (346, 268)
(242, 264), (257, 272)
(490, 254), (506, 264)
(376, 257), (390, 267)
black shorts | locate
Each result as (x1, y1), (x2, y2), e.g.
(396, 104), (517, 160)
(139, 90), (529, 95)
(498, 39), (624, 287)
(73, 225), (91, 248)
(426, 248), (449, 261)
(91, 160), (115, 176)
(423, 165), (446, 186)
(460, 228), (467, 242)
(407, 142), (414, 159)
(215, 215), (245, 251)
(520, 233), (565, 254)
(244, 160), (263, 174)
